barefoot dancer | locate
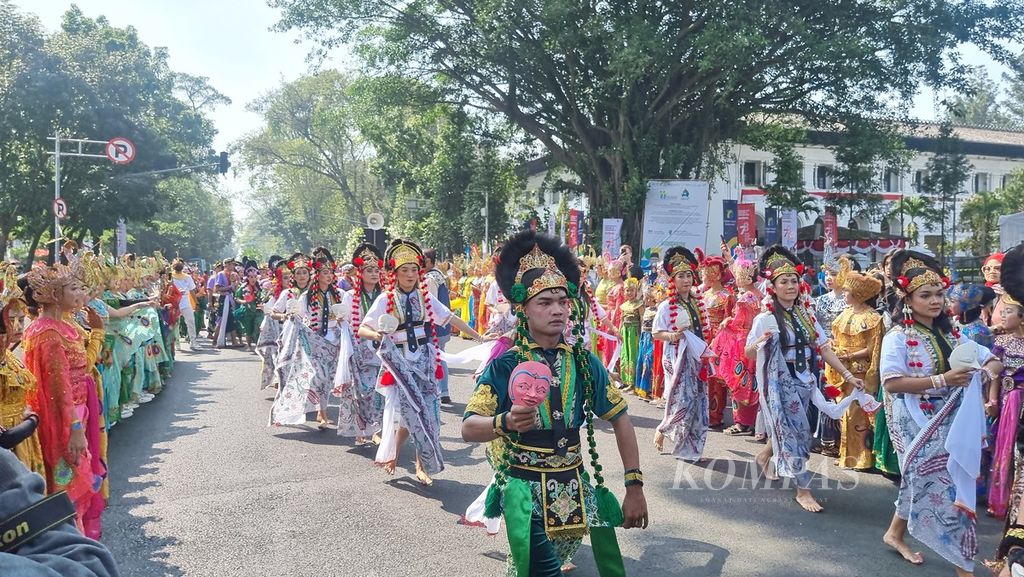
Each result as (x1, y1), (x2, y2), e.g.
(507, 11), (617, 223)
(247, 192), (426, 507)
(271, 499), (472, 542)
(744, 246), (864, 513)
(359, 239), (484, 485)
(652, 247), (712, 462)
(880, 250), (1002, 575)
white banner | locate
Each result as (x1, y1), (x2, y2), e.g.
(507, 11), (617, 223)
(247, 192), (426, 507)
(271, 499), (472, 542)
(116, 218), (127, 257)
(547, 213), (556, 236)
(602, 218), (623, 256)
(641, 180), (709, 259)
(781, 209), (798, 249)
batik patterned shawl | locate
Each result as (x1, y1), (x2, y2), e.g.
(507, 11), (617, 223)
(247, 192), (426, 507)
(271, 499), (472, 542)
(269, 318), (340, 426)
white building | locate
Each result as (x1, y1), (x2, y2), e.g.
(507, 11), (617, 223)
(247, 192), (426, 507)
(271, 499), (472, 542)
(524, 123), (1024, 260)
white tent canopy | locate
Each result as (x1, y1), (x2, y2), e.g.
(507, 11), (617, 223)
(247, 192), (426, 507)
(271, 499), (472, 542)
(1000, 212), (1024, 251)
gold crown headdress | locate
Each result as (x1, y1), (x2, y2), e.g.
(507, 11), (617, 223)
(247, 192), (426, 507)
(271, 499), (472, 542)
(844, 270), (882, 303)
(386, 240), (423, 271)
(624, 277), (640, 291)
(26, 260), (84, 305)
(894, 257), (946, 294)
(1004, 292), (1022, 308)
(353, 246), (382, 268)
(288, 254), (313, 271)
(511, 244), (568, 303)
(764, 252), (799, 280)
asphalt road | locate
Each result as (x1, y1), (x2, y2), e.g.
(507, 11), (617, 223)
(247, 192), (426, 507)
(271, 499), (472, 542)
(102, 337), (1006, 577)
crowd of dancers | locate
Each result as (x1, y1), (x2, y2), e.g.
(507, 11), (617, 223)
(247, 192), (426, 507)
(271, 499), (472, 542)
(12, 233), (1024, 576)
(0, 247), (193, 541)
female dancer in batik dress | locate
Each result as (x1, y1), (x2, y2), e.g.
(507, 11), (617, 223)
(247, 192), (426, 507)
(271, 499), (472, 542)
(814, 256), (850, 458)
(988, 293), (1024, 519)
(829, 269), (883, 471)
(255, 256), (289, 390)
(634, 284), (663, 400)
(358, 239), (485, 485)
(0, 264), (44, 477)
(22, 263), (108, 538)
(880, 250), (1002, 576)
(652, 246), (711, 462)
(335, 243), (384, 443)
(271, 256), (345, 429)
(745, 246), (864, 513)
(712, 256), (761, 436)
(603, 260), (627, 373)
(699, 251), (732, 430)
(617, 278), (643, 391)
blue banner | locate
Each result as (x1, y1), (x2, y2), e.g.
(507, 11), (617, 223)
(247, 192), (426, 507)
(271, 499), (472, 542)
(722, 200), (738, 249)
(764, 207), (779, 246)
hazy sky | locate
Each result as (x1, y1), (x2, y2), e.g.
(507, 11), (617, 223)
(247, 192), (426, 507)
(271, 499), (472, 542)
(16, 1), (1013, 219)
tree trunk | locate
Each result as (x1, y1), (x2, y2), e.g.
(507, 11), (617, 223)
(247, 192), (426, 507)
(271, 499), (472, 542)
(24, 223), (48, 273)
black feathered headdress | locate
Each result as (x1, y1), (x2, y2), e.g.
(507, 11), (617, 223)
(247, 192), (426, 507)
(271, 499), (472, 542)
(1001, 244), (1024, 307)
(496, 230), (580, 303)
(663, 246), (698, 276)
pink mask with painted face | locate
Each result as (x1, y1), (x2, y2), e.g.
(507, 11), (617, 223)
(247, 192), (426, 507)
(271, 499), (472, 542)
(509, 361), (552, 408)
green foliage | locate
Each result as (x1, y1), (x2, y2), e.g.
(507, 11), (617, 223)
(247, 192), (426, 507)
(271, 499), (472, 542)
(762, 135), (817, 218)
(271, 0), (1024, 248)
(920, 121), (973, 264)
(958, 191), (1003, 257)
(0, 2), (233, 261)
(887, 196), (931, 244)
(828, 118), (910, 223)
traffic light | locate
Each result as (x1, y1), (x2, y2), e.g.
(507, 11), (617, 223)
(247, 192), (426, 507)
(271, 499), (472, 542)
(218, 151), (230, 175)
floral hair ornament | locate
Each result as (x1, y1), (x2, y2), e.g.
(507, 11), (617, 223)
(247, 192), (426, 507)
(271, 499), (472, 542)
(511, 244), (568, 303)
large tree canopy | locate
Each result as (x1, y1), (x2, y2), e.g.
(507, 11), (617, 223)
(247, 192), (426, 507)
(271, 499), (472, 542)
(271, 0), (1024, 245)
(1, 2), (234, 262)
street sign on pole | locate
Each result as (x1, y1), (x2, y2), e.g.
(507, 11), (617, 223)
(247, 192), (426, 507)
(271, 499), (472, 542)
(53, 198), (68, 220)
(105, 137), (136, 165)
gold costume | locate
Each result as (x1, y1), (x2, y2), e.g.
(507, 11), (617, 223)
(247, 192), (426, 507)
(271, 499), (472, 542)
(827, 307), (883, 470)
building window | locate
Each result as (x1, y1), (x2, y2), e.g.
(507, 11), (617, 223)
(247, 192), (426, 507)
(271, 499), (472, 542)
(1002, 174), (1012, 189)
(815, 165), (834, 190)
(883, 169), (900, 193)
(913, 170), (926, 192)
(975, 173), (991, 193)
(742, 161), (765, 187)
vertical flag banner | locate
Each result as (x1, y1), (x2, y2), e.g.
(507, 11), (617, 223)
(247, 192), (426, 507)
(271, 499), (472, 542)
(764, 207), (779, 246)
(548, 213), (556, 236)
(641, 180), (711, 260)
(116, 218), (127, 257)
(602, 218), (623, 256)
(568, 209), (581, 248)
(737, 203), (756, 246)
(781, 210), (798, 249)
(722, 200), (738, 249)
(577, 211), (585, 246)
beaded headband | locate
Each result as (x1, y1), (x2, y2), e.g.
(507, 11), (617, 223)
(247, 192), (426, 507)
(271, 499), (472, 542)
(386, 241), (423, 271)
(895, 257), (947, 293)
(26, 260), (84, 305)
(511, 244), (568, 303)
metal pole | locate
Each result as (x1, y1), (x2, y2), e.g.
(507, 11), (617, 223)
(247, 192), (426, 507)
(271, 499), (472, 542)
(484, 188), (489, 255)
(53, 134), (60, 264)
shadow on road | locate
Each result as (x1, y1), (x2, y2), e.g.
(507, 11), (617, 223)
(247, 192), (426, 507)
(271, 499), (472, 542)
(103, 357), (216, 577)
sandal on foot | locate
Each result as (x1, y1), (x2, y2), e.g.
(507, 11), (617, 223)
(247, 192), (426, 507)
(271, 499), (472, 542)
(724, 424), (752, 436)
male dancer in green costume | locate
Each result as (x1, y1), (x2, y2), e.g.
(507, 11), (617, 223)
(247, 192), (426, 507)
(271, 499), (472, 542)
(462, 230), (648, 576)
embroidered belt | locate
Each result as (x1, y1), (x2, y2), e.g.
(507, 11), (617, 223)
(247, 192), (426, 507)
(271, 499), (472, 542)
(389, 325), (428, 344)
(506, 454), (588, 538)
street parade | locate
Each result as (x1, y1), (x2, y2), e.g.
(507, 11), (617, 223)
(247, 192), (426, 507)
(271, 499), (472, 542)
(11, 2), (1024, 577)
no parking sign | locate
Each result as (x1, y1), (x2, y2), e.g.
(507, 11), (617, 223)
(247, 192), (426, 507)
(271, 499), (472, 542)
(105, 137), (136, 165)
